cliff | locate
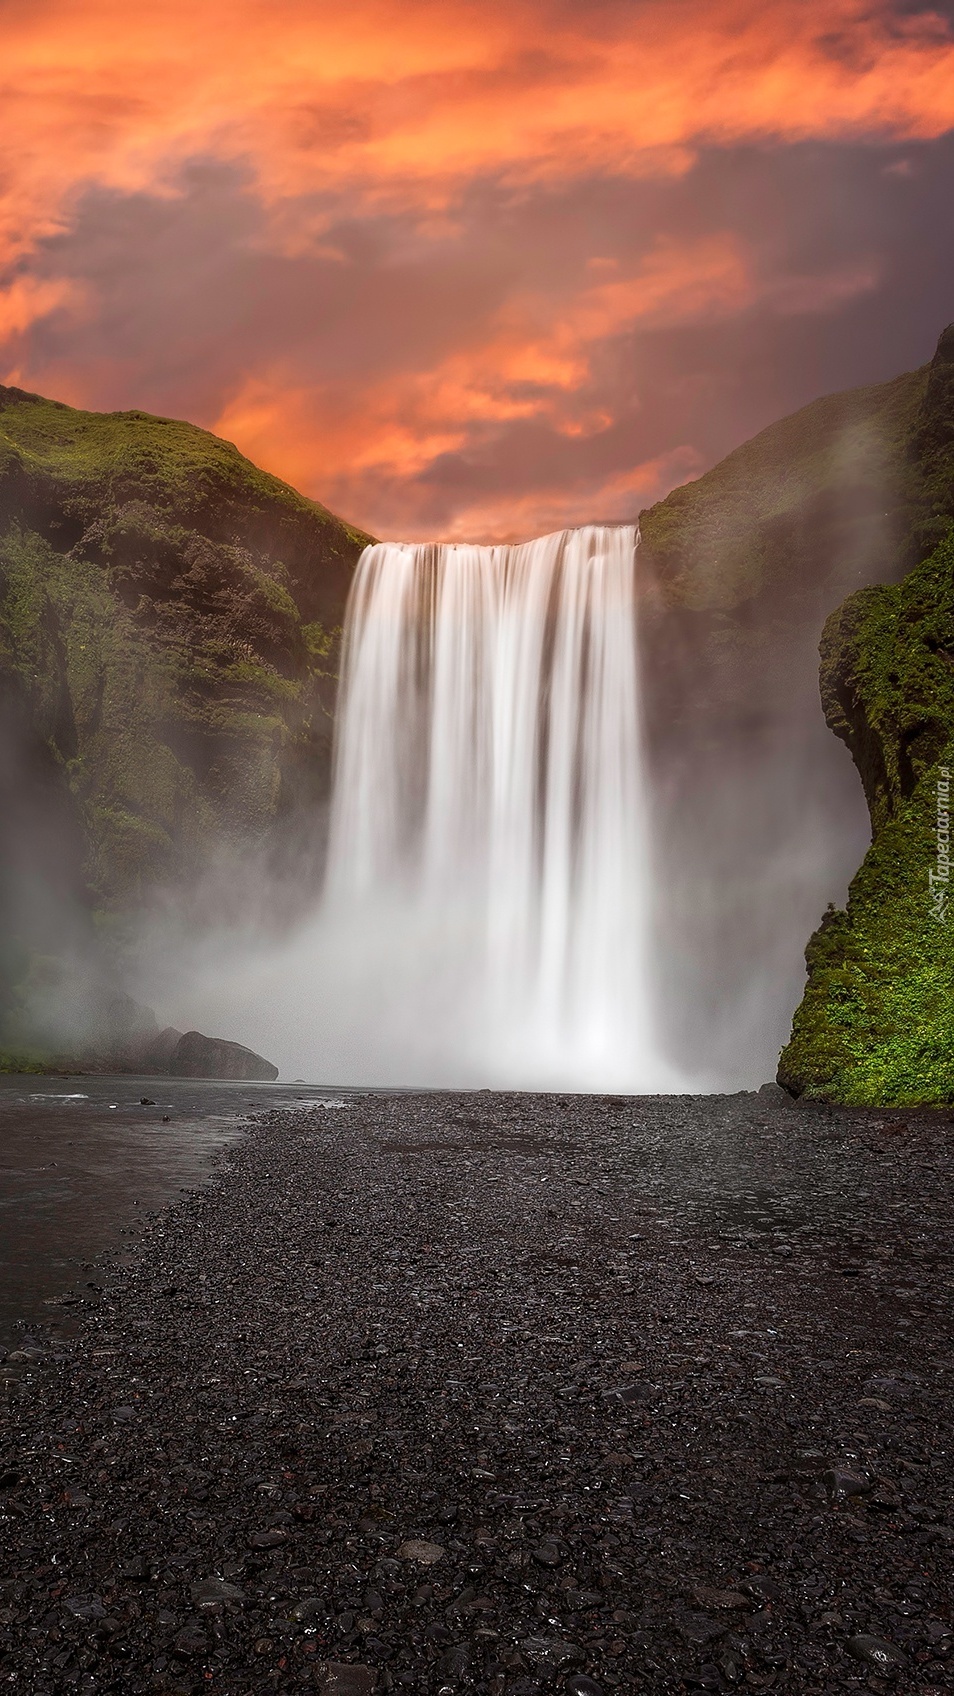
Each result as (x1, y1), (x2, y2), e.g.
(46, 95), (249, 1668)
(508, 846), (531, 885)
(778, 528), (954, 1103)
(0, 385), (371, 1058)
(776, 327), (954, 1102)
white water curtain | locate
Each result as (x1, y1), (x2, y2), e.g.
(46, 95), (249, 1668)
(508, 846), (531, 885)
(324, 524), (675, 1089)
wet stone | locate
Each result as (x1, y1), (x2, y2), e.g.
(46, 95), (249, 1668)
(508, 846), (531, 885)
(63, 1596), (106, 1621)
(601, 1382), (651, 1405)
(565, 1677), (606, 1696)
(172, 1621), (209, 1657)
(248, 1526), (287, 1548)
(397, 1539), (445, 1564)
(442, 1641), (473, 1678)
(317, 1664), (378, 1695)
(191, 1576), (245, 1609)
(118, 1556), (150, 1580)
(823, 1467), (871, 1498)
(679, 1612), (728, 1646)
(740, 1575), (782, 1604)
(520, 1636), (585, 1670)
(846, 1634), (909, 1673)
(691, 1586), (748, 1611)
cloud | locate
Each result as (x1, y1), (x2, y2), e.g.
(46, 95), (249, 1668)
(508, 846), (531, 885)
(207, 230), (888, 537)
(0, 274), (82, 342)
(2, 1), (953, 539)
(3, 0), (954, 270)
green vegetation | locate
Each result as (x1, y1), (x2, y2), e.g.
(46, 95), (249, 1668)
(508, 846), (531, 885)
(640, 363), (929, 614)
(0, 383), (371, 1054)
(779, 530), (954, 1102)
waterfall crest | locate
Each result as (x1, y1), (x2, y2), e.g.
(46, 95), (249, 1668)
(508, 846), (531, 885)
(324, 524), (676, 1089)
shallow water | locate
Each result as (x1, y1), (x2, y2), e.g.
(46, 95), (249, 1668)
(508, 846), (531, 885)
(0, 1073), (346, 1342)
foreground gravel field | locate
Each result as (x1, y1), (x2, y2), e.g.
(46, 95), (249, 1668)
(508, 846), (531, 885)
(1, 1091), (952, 1696)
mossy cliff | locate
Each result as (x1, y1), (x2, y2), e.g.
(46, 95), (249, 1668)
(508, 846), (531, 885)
(778, 527), (954, 1103)
(0, 385), (371, 1052)
(636, 341), (954, 768)
(634, 341), (951, 1081)
(778, 327), (954, 1103)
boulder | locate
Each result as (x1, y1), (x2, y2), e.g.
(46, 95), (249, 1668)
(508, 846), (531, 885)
(168, 1031), (278, 1082)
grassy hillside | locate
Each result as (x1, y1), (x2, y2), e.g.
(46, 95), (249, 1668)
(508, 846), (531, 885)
(0, 386), (371, 1054)
(640, 363), (928, 614)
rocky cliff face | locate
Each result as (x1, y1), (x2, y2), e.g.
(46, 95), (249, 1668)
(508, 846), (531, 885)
(635, 350), (941, 1081)
(0, 385), (370, 1061)
(778, 326), (954, 1102)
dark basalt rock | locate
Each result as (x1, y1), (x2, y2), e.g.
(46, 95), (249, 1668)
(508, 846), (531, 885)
(168, 1029), (278, 1081)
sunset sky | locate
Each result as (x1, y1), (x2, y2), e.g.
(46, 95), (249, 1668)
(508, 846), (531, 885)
(2, 0), (954, 540)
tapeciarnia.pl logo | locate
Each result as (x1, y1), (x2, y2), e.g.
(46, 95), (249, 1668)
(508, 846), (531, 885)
(929, 766), (951, 921)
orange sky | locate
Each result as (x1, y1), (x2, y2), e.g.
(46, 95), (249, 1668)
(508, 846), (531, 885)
(3, 0), (954, 537)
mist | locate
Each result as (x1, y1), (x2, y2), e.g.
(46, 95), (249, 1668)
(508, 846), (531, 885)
(135, 505), (881, 1093)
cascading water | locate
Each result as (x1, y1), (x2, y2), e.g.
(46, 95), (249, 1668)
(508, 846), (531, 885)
(323, 524), (679, 1089)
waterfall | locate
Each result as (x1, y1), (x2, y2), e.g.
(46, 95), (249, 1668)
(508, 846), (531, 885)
(323, 524), (677, 1089)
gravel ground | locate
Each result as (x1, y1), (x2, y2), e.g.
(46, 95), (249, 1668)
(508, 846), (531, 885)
(0, 1090), (952, 1696)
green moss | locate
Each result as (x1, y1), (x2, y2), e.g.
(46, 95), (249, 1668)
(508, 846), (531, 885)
(639, 365), (929, 611)
(0, 385), (373, 976)
(779, 529), (954, 1103)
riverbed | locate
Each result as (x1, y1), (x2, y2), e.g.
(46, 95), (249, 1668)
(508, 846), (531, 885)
(0, 1074), (345, 1343)
(0, 1090), (951, 1693)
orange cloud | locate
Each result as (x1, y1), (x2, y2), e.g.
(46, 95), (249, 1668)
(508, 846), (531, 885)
(211, 234), (754, 527)
(0, 275), (82, 341)
(2, 0), (954, 270)
(432, 448), (707, 545)
(1, 0), (948, 538)
(209, 227), (882, 537)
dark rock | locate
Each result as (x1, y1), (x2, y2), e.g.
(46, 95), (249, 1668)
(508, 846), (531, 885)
(292, 1595), (330, 1622)
(442, 1641), (473, 1679)
(823, 1467), (871, 1498)
(691, 1586), (748, 1611)
(565, 1678), (606, 1696)
(0, 1087), (951, 1696)
(63, 1596), (105, 1620)
(600, 1382), (652, 1405)
(397, 1539), (445, 1564)
(679, 1613), (728, 1646)
(191, 1577), (245, 1609)
(740, 1575), (781, 1603)
(169, 1031), (279, 1082)
(118, 1557), (150, 1581)
(758, 1083), (790, 1103)
(520, 1638), (585, 1671)
(317, 1664), (377, 1694)
(173, 1621), (209, 1657)
(248, 1527), (287, 1548)
(143, 1027), (184, 1070)
(846, 1634), (908, 1672)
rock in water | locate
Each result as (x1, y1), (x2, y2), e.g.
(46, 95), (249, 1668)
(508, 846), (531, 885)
(168, 1031), (278, 1081)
